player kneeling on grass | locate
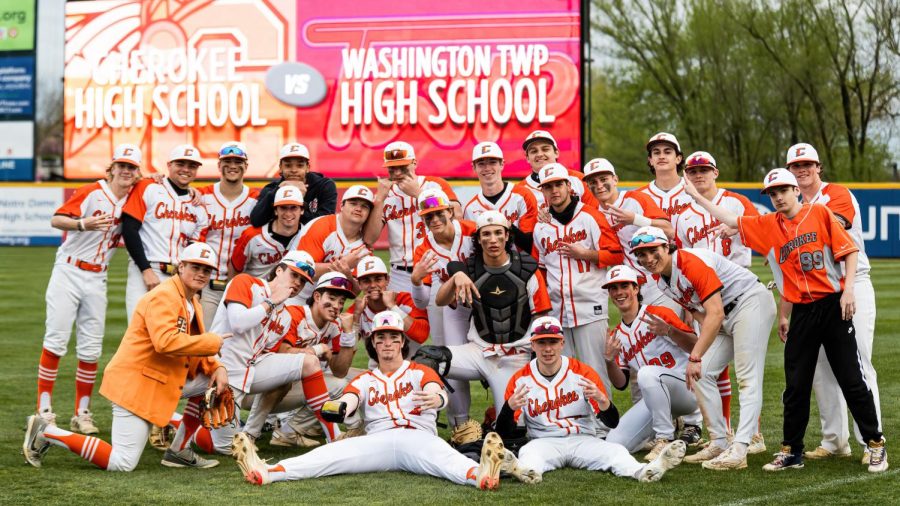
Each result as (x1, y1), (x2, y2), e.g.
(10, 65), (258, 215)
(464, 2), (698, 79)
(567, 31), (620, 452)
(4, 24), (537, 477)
(24, 243), (232, 471)
(232, 311), (529, 489)
(496, 316), (686, 482)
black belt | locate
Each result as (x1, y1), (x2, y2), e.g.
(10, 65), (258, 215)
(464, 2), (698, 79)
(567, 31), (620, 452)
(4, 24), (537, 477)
(209, 279), (228, 291)
(392, 265), (413, 273)
(723, 297), (739, 316)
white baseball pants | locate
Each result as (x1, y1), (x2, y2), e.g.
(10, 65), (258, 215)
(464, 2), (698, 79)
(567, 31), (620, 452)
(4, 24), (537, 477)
(426, 286), (473, 426)
(125, 260), (171, 323)
(387, 267), (414, 294)
(446, 343), (530, 415)
(562, 319), (610, 395)
(43, 263), (108, 362)
(200, 287), (225, 330)
(518, 435), (643, 479)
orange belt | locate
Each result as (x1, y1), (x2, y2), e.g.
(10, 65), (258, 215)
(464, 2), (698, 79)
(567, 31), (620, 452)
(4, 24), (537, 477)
(66, 256), (106, 273)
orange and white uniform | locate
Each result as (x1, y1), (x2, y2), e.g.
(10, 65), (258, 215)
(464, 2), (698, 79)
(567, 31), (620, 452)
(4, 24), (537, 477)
(231, 225), (300, 277)
(350, 292), (430, 347)
(672, 189), (758, 267)
(411, 219), (477, 303)
(515, 169), (599, 211)
(637, 179), (693, 220)
(280, 305), (342, 370)
(294, 213), (370, 300)
(463, 184), (538, 233)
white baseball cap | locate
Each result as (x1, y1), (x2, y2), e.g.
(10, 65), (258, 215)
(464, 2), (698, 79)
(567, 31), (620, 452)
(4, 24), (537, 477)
(761, 168), (799, 194)
(383, 141), (416, 167)
(355, 255), (388, 279)
(314, 272), (357, 298)
(281, 250), (316, 282)
(417, 188), (452, 216)
(372, 310), (405, 333)
(538, 163), (570, 187)
(112, 143), (142, 167)
(218, 141), (248, 160)
(646, 132), (682, 154)
(685, 151), (717, 170)
(523, 130), (557, 151)
(583, 158), (616, 178)
(529, 316), (564, 341)
(280, 142), (310, 161)
(168, 144), (203, 164)
(342, 185), (375, 204)
(475, 210), (509, 230)
(602, 265), (641, 289)
(786, 143), (820, 166)
(629, 226), (669, 253)
(274, 186), (304, 207)
(472, 141), (503, 162)
(179, 242), (217, 269)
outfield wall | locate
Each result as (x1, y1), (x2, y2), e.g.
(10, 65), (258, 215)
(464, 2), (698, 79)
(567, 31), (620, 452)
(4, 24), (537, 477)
(2, 181), (899, 257)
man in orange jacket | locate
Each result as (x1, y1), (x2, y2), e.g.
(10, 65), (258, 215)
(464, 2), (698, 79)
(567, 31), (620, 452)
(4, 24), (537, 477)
(23, 242), (233, 471)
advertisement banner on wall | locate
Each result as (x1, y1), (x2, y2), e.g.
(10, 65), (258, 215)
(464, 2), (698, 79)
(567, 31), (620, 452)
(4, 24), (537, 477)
(0, 54), (34, 116)
(0, 0), (35, 52)
(63, 0), (581, 180)
(0, 120), (34, 181)
(0, 186), (63, 245)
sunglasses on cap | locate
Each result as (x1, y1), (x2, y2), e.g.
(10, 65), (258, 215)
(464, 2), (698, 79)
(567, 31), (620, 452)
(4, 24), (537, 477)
(293, 260), (315, 279)
(320, 276), (353, 291)
(219, 145), (247, 158)
(384, 149), (409, 162)
(687, 156), (715, 168)
(629, 234), (663, 249)
(418, 195), (450, 213)
(534, 323), (563, 336)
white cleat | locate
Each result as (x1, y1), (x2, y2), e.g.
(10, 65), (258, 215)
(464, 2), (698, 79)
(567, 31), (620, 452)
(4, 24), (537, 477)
(747, 433), (767, 455)
(70, 410), (100, 435)
(23, 415), (51, 468)
(232, 432), (271, 485)
(684, 443), (726, 463)
(639, 440), (686, 482)
(476, 432), (504, 490)
(500, 448), (541, 484)
(702, 444), (748, 470)
(38, 407), (57, 427)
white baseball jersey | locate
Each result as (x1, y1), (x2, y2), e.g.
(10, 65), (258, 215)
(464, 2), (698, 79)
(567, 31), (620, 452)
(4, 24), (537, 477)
(122, 178), (209, 264)
(805, 182), (871, 277)
(514, 169), (599, 211)
(54, 179), (129, 268)
(504, 356), (608, 437)
(198, 183), (259, 279)
(382, 176), (458, 268)
(280, 305), (341, 369)
(651, 248), (759, 313)
(231, 225), (301, 277)
(297, 214), (370, 263)
(462, 184), (538, 233)
(349, 293), (430, 345)
(636, 179), (693, 219)
(612, 305), (693, 376)
(672, 189), (758, 267)
(532, 202), (619, 327)
(344, 361), (444, 435)
(412, 219), (477, 286)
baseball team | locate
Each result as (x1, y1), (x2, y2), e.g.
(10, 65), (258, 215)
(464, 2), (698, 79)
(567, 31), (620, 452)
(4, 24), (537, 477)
(22, 130), (887, 489)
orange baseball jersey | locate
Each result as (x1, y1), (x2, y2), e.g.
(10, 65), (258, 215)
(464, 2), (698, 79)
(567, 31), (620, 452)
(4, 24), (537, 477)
(54, 179), (130, 268)
(281, 305), (342, 369)
(515, 168), (599, 211)
(599, 189), (668, 281)
(348, 292), (430, 344)
(122, 178), (209, 264)
(805, 183), (870, 277)
(231, 225), (300, 277)
(532, 202), (623, 327)
(672, 189), (759, 267)
(344, 361), (444, 435)
(612, 305), (693, 375)
(197, 183), (259, 280)
(412, 219), (477, 286)
(637, 179), (693, 219)
(737, 203), (858, 304)
(382, 176), (458, 267)
(462, 184), (538, 233)
(504, 356), (608, 437)
(650, 248), (759, 313)
(296, 214), (370, 264)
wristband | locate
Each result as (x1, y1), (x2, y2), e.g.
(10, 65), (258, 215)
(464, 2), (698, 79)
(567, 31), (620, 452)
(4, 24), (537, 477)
(689, 355), (702, 363)
(339, 331), (357, 348)
(437, 393), (446, 410)
(262, 299), (276, 313)
(77, 218), (85, 232)
(633, 214), (652, 227)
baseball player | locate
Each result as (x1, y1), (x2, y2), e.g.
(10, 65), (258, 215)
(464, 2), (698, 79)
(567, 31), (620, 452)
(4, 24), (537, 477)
(249, 142), (337, 227)
(497, 316), (687, 482)
(231, 186), (303, 277)
(683, 168), (887, 473)
(630, 225), (776, 471)
(122, 144), (210, 321)
(24, 243), (230, 471)
(514, 130), (599, 210)
(531, 163), (623, 393)
(785, 143), (882, 464)
(231, 310), (517, 490)
(638, 132), (693, 219)
(33, 144), (140, 435)
(197, 142), (259, 328)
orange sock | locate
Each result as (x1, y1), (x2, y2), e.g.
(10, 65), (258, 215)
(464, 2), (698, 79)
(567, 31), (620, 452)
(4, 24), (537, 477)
(302, 370), (339, 441)
(37, 349), (60, 412)
(171, 397), (202, 451)
(192, 426), (215, 454)
(44, 426), (111, 469)
(717, 367), (732, 434)
(75, 360), (98, 413)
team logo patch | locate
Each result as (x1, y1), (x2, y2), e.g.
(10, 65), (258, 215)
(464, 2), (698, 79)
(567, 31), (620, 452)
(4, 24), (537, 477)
(795, 147), (806, 156)
(123, 148), (133, 156)
(593, 305), (603, 315)
(481, 145), (491, 154)
(184, 148), (194, 156)
(176, 316), (188, 333)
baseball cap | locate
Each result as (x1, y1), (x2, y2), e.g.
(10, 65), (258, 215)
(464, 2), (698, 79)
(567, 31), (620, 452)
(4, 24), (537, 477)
(629, 226), (669, 253)
(475, 210), (509, 230)
(417, 188), (452, 216)
(383, 141), (416, 167)
(281, 250), (316, 282)
(112, 144), (142, 167)
(179, 242), (217, 269)
(522, 130), (557, 151)
(168, 144), (203, 164)
(342, 185), (375, 204)
(685, 151), (717, 170)
(538, 163), (570, 187)
(583, 158), (616, 178)
(355, 255), (388, 279)
(279, 142), (310, 161)
(785, 143), (820, 166)
(646, 132), (682, 154)
(372, 310), (405, 333)
(602, 265), (641, 289)
(761, 168), (799, 194)
(314, 272), (357, 298)
(529, 316), (564, 341)
(472, 141), (503, 162)
(218, 141), (248, 160)
(274, 186), (304, 207)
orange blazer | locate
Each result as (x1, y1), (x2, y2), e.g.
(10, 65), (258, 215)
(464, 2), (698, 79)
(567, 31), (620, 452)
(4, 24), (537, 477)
(99, 275), (223, 427)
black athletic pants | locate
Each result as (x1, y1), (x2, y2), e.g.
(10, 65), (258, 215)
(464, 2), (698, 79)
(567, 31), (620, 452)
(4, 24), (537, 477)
(782, 291), (881, 452)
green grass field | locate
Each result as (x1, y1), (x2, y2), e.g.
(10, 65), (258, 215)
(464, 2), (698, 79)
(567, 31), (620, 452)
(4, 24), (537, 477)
(1, 247), (897, 505)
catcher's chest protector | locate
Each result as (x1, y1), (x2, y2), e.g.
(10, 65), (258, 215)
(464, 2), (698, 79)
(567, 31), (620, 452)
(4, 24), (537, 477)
(468, 251), (537, 345)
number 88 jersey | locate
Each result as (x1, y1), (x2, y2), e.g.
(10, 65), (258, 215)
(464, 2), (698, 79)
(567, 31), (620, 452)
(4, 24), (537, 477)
(612, 305), (694, 376)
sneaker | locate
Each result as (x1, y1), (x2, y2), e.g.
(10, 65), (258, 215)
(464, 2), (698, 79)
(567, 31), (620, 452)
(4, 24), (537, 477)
(476, 432), (504, 490)
(702, 444), (747, 470)
(684, 443), (726, 464)
(161, 447), (220, 468)
(232, 432), (271, 485)
(70, 410), (99, 435)
(679, 425), (704, 447)
(38, 407), (57, 427)
(270, 428), (321, 448)
(762, 446), (804, 471)
(500, 448), (541, 484)
(867, 439), (888, 473)
(639, 440), (686, 482)
(803, 445), (852, 460)
(645, 438), (673, 462)
(149, 424), (175, 451)
(335, 426), (365, 441)
(23, 415), (51, 468)
(747, 433), (767, 455)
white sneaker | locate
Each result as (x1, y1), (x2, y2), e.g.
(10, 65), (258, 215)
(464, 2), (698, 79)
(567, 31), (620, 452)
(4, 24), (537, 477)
(701, 444), (748, 470)
(500, 449), (541, 484)
(70, 410), (99, 435)
(270, 428), (321, 448)
(232, 432), (271, 485)
(639, 440), (686, 482)
(684, 443), (726, 463)
(747, 433), (767, 455)
(862, 447), (871, 465)
(867, 439), (889, 473)
(476, 432), (504, 490)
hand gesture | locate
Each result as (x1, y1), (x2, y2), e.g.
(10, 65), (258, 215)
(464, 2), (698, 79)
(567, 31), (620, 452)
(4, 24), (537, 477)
(682, 177), (700, 199)
(375, 176), (392, 199)
(840, 289), (856, 321)
(557, 242), (589, 260)
(268, 279), (294, 305)
(412, 250), (439, 285)
(411, 391), (443, 410)
(685, 361), (702, 391)
(281, 179), (308, 195)
(606, 205), (636, 225)
(537, 207), (551, 224)
(451, 271), (480, 306)
(83, 213), (116, 231)
(339, 312), (355, 332)
(579, 378), (610, 410)
(142, 269), (161, 291)
(711, 223), (738, 239)
(640, 313), (672, 336)
(397, 175), (421, 198)
(353, 294), (368, 315)
(508, 384), (530, 411)
(604, 333), (622, 361)
(329, 257), (353, 278)
(381, 290), (398, 309)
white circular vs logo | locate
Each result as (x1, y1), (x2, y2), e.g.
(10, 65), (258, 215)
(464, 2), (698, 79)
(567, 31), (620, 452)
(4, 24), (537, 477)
(265, 62), (327, 107)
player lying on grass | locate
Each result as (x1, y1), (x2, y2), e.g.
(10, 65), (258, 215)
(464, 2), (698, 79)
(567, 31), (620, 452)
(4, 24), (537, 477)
(231, 310), (536, 488)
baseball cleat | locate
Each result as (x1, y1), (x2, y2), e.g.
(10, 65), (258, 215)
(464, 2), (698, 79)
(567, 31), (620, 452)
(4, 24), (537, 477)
(639, 440), (686, 482)
(23, 414), (51, 468)
(762, 446), (804, 471)
(803, 445), (851, 460)
(70, 410), (99, 435)
(678, 425), (704, 447)
(500, 448), (541, 484)
(747, 433), (767, 455)
(867, 439), (888, 473)
(476, 432), (504, 490)
(161, 447), (219, 468)
(684, 443), (726, 463)
(645, 439), (673, 462)
(232, 432), (271, 485)
(149, 424), (175, 451)
(270, 428), (321, 448)
(701, 444), (747, 470)
(38, 407), (57, 427)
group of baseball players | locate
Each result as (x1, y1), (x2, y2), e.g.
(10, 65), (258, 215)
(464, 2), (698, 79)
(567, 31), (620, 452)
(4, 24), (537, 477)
(22, 128), (887, 490)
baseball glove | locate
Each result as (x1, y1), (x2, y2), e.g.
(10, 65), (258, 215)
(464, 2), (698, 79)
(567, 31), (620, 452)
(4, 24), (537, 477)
(450, 418), (483, 447)
(199, 386), (236, 429)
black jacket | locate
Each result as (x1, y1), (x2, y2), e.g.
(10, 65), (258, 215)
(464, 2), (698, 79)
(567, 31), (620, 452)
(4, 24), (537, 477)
(250, 171), (337, 227)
